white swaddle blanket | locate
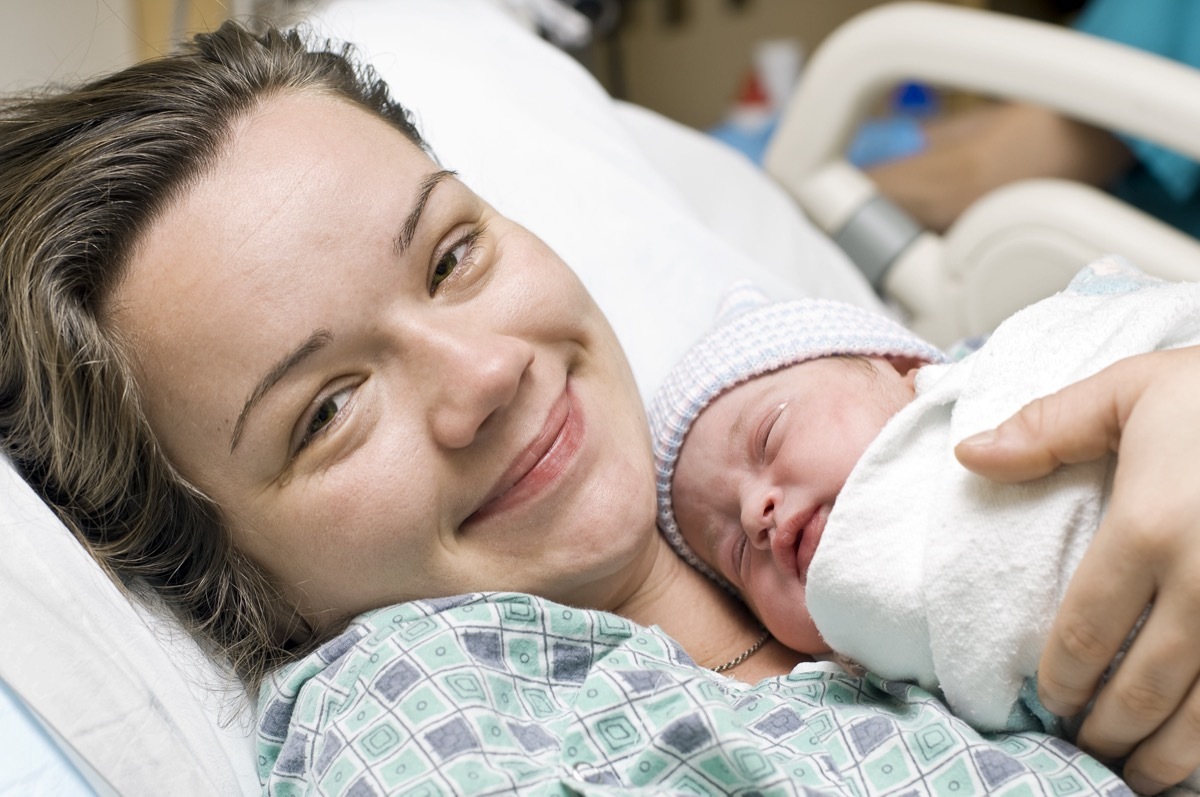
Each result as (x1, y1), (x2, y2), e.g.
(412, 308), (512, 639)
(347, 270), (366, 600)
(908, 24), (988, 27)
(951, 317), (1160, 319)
(806, 257), (1200, 731)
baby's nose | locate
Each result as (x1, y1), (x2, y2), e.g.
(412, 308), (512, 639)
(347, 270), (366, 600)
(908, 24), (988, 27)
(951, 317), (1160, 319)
(740, 486), (778, 550)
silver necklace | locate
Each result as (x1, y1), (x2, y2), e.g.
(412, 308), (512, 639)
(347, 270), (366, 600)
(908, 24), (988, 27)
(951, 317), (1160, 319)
(710, 626), (773, 673)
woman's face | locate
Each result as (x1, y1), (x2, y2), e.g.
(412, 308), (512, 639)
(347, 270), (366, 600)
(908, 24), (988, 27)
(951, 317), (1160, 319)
(109, 92), (656, 627)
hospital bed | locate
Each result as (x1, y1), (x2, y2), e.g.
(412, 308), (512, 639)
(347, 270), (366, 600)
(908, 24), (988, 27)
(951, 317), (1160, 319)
(766, 2), (1200, 345)
(3, 1), (1200, 793)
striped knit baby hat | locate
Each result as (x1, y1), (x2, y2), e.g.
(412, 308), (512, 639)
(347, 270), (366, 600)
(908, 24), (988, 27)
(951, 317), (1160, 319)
(647, 284), (947, 589)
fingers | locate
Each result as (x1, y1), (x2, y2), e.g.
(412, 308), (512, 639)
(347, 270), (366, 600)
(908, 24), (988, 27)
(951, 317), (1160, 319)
(1121, 680), (1200, 796)
(1044, 353), (1200, 790)
(957, 346), (1200, 792)
(1041, 389), (1188, 736)
(1037, 504), (1155, 719)
(954, 355), (1151, 482)
(1076, 479), (1200, 792)
(1110, 603), (1200, 795)
(1091, 602), (1200, 795)
(1075, 589), (1199, 758)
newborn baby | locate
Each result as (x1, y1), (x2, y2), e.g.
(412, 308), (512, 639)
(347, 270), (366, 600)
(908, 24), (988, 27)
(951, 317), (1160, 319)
(649, 286), (942, 656)
(649, 258), (1200, 735)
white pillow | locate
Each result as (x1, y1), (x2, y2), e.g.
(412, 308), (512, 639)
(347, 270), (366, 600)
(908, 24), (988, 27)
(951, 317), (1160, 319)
(612, 100), (882, 330)
(0, 459), (259, 796)
(2, 2), (875, 793)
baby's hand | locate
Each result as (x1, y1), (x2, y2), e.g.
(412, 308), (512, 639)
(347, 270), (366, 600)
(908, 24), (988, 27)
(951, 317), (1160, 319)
(956, 347), (1200, 794)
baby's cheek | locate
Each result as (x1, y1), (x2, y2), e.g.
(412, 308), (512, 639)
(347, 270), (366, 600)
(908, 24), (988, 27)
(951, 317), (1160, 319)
(744, 573), (814, 652)
(740, 580), (773, 626)
(701, 548), (738, 590)
(675, 514), (723, 577)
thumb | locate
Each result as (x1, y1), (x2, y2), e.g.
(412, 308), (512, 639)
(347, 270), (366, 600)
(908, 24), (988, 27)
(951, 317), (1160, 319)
(954, 358), (1140, 483)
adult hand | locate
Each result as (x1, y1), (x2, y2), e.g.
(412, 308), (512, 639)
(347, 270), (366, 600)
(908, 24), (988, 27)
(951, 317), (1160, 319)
(867, 102), (1132, 232)
(954, 346), (1200, 794)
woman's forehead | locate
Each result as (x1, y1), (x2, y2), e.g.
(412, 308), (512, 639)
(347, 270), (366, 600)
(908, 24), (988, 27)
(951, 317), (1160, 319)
(119, 93), (436, 304)
(106, 93), (444, 461)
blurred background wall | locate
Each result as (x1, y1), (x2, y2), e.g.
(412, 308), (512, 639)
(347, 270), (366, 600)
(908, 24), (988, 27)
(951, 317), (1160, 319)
(0, 0), (138, 91)
(0, 0), (254, 91)
(0, 0), (1076, 125)
(583, 0), (988, 130)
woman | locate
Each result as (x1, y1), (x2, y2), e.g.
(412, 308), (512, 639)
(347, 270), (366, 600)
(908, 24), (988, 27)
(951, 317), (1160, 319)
(0, 17), (793, 695)
(0, 21), (1195, 793)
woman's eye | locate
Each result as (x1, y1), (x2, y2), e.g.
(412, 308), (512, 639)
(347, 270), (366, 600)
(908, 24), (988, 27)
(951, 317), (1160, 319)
(298, 387), (352, 451)
(430, 227), (484, 294)
(431, 244), (464, 291)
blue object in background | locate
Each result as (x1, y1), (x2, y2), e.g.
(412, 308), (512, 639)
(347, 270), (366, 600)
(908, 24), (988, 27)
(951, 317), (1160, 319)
(708, 116), (779, 165)
(710, 80), (934, 168)
(892, 80), (940, 116)
(847, 116), (927, 169)
(847, 80), (937, 168)
(1072, 0), (1200, 239)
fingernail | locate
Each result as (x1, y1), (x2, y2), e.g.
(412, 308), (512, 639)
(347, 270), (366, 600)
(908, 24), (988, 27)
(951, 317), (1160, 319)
(958, 429), (997, 448)
(1126, 774), (1166, 795)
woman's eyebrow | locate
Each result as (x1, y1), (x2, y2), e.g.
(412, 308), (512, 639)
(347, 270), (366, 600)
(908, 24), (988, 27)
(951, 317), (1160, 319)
(227, 168), (459, 455)
(229, 329), (334, 454)
(394, 169), (457, 255)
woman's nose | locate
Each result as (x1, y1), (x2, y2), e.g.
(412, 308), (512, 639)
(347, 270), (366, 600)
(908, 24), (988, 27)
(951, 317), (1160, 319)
(740, 483), (778, 551)
(421, 324), (535, 449)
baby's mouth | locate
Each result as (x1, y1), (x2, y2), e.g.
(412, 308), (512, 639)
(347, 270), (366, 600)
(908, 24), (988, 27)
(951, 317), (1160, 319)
(772, 508), (811, 577)
(773, 504), (831, 584)
(795, 504), (831, 584)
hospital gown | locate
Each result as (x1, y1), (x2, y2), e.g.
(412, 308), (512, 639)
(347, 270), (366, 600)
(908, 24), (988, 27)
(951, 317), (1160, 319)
(256, 591), (1128, 796)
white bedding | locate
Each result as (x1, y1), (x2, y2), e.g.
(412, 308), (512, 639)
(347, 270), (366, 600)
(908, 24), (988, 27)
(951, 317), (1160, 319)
(0, 2), (879, 794)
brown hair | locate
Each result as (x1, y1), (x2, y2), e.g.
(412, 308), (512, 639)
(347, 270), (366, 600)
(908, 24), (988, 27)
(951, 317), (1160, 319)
(0, 20), (427, 690)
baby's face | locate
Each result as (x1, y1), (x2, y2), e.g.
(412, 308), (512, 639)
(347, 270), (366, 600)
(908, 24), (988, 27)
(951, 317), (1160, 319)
(672, 355), (918, 653)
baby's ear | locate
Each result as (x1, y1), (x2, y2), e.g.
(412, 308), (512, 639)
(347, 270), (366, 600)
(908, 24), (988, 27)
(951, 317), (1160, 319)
(886, 355), (926, 377)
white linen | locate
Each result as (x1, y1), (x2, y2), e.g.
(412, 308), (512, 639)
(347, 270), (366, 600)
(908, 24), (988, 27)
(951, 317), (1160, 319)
(807, 257), (1200, 730)
(0, 458), (259, 796)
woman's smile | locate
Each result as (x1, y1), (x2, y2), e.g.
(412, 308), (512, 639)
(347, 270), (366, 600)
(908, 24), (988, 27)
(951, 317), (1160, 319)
(464, 383), (585, 528)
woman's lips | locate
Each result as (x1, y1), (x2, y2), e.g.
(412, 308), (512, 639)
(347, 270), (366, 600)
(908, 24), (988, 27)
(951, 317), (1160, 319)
(464, 385), (583, 527)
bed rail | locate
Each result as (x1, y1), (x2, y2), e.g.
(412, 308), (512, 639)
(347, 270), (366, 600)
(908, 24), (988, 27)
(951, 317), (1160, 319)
(765, 1), (1200, 345)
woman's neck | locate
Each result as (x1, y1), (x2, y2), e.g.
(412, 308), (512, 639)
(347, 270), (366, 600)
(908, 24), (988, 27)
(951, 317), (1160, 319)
(611, 536), (809, 683)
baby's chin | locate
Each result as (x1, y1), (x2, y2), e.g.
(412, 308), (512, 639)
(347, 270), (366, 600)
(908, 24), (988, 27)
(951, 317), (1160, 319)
(743, 590), (831, 656)
(775, 626), (833, 656)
